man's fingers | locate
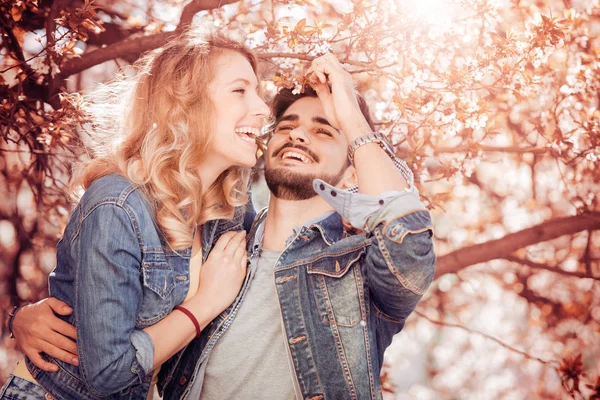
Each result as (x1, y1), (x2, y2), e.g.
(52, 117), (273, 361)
(42, 339), (79, 367)
(53, 318), (77, 340)
(46, 297), (73, 316)
(313, 81), (332, 99)
(47, 330), (78, 355)
(25, 350), (59, 372)
(312, 70), (327, 84)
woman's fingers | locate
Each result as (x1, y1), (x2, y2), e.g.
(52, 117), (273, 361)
(232, 245), (246, 266)
(223, 231), (246, 255)
(211, 231), (239, 253)
(239, 254), (248, 270)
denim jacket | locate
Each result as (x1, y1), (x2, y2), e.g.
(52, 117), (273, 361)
(24, 174), (254, 400)
(158, 178), (436, 399)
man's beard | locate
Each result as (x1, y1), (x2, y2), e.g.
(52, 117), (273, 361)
(265, 165), (346, 200)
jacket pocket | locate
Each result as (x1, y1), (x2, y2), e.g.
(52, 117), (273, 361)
(307, 249), (365, 327)
(138, 251), (175, 325)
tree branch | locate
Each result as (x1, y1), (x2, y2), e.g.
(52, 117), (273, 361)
(59, 31), (174, 78)
(433, 145), (553, 155)
(414, 310), (559, 367)
(59, 0), (242, 79)
(178, 0), (240, 29)
(435, 212), (600, 278)
(45, 0), (67, 107)
(504, 255), (599, 280)
(0, 12), (34, 76)
(257, 52), (382, 70)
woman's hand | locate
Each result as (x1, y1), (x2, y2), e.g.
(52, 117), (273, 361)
(192, 230), (248, 319)
(144, 230), (249, 370)
(12, 298), (79, 372)
(306, 53), (372, 137)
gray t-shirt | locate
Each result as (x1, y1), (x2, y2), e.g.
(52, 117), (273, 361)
(199, 249), (297, 399)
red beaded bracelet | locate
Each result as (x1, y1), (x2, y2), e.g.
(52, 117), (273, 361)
(174, 305), (201, 338)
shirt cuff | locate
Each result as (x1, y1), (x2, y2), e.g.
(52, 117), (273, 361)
(130, 329), (154, 374)
(313, 179), (411, 230)
(364, 192), (429, 233)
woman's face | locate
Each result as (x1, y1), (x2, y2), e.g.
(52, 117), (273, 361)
(205, 51), (269, 171)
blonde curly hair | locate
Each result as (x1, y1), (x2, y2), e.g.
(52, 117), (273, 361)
(73, 30), (257, 250)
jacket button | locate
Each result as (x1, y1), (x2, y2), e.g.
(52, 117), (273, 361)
(180, 375), (187, 385)
(45, 394), (56, 400)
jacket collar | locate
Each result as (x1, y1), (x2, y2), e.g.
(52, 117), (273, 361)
(306, 211), (344, 245)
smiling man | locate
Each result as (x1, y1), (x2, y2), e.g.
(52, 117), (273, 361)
(11, 54), (436, 399)
(158, 54), (437, 399)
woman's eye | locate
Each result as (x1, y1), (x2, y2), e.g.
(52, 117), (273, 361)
(233, 88), (246, 94)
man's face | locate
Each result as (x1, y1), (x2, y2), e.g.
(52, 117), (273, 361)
(264, 96), (351, 200)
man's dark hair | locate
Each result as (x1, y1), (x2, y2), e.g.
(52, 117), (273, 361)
(271, 85), (376, 131)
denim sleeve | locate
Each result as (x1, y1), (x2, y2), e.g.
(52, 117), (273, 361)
(75, 204), (152, 395)
(362, 193), (436, 323)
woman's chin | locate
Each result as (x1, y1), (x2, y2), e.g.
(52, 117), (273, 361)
(230, 154), (258, 169)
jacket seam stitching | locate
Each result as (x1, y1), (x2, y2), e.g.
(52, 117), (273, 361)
(374, 228), (426, 296)
(320, 274), (358, 400)
(277, 242), (370, 272)
(372, 301), (405, 324)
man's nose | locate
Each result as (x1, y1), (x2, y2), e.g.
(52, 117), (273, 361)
(289, 127), (309, 144)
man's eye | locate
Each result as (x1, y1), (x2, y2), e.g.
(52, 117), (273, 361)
(233, 88), (246, 94)
(316, 129), (332, 137)
(277, 125), (294, 131)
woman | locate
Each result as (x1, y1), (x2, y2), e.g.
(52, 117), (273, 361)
(1, 30), (269, 399)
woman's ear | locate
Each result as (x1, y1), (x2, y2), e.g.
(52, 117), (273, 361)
(340, 165), (358, 190)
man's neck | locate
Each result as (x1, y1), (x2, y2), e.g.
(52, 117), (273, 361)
(262, 195), (334, 251)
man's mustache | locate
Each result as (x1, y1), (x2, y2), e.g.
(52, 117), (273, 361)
(272, 143), (320, 163)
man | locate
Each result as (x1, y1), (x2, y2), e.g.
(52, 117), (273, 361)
(11, 54), (435, 399)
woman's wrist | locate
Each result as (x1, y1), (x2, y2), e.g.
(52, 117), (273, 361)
(181, 293), (221, 330)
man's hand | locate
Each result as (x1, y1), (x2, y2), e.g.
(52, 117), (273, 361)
(306, 53), (372, 138)
(13, 297), (79, 372)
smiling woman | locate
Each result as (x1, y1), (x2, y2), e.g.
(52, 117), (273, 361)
(205, 50), (268, 172)
(2, 30), (268, 400)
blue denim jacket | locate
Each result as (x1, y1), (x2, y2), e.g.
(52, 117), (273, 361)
(24, 174), (254, 400)
(158, 179), (436, 399)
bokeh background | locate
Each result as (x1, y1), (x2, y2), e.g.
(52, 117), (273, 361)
(1, 0), (599, 398)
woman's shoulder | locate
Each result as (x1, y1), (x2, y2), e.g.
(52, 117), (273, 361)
(78, 174), (153, 220)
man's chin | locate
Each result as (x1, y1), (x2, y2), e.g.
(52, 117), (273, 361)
(264, 166), (346, 201)
(264, 168), (317, 200)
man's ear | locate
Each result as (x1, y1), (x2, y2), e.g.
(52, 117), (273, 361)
(340, 165), (358, 190)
